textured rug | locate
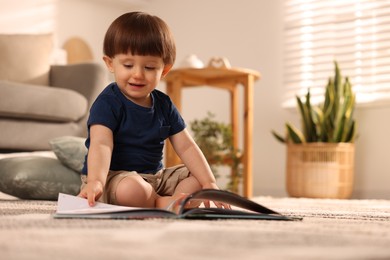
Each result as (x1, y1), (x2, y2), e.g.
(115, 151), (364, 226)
(1, 192), (390, 260)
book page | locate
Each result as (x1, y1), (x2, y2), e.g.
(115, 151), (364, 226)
(56, 193), (143, 214)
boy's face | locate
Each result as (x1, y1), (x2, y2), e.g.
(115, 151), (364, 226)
(103, 53), (172, 107)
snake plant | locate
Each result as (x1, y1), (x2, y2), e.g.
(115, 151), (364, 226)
(272, 61), (356, 143)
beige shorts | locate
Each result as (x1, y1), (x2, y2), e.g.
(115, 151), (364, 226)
(81, 164), (190, 204)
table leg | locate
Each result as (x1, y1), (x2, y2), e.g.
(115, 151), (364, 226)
(165, 81), (182, 167)
(243, 75), (255, 198)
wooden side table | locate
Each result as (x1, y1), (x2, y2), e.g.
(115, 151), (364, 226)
(163, 64), (260, 198)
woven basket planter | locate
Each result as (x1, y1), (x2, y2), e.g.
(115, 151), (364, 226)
(286, 143), (355, 199)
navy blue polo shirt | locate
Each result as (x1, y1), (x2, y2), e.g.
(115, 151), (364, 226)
(81, 82), (186, 174)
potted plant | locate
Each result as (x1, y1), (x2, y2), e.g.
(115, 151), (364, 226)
(272, 61), (356, 199)
(190, 112), (242, 193)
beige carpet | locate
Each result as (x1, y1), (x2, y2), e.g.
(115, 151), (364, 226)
(1, 191), (390, 260)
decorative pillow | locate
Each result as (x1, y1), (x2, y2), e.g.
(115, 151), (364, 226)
(0, 34), (53, 85)
(49, 136), (87, 173)
(0, 157), (81, 200)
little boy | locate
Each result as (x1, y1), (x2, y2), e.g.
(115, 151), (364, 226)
(78, 12), (227, 209)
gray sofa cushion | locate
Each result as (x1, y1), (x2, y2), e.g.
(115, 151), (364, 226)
(0, 157), (81, 200)
(0, 80), (88, 122)
(0, 34), (52, 85)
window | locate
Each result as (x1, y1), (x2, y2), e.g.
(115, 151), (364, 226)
(283, 0), (390, 108)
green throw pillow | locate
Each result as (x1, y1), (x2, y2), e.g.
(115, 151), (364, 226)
(49, 136), (87, 173)
(0, 157), (81, 200)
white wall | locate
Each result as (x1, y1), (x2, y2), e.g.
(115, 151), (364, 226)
(0, 0), (57, 34)
(56, 0), (126, 68)
(354, 106), (390, 198)
(7, 0), (388, 198)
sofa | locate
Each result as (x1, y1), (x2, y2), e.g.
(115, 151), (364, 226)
(0, 34), (107, 151)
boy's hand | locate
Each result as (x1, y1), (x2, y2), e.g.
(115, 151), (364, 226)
(203, 199), (231, 210)
(78, 180), (104, 207)
(201, 183), (232, 210)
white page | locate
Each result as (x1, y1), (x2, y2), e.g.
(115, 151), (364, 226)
(56, 193), (143, 214)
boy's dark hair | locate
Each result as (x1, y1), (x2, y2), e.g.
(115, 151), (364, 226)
(103, 12), (176, 65)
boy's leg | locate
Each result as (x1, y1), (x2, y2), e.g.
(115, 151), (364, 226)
(171, 174), (202, 195)
(157, 174), (203, 209)
(154, 165), (202, 209)
(111, 174), (158, 208)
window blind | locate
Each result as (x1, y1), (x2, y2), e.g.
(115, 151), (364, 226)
(283, 0), (390, 108)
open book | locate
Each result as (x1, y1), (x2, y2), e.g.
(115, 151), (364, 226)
(53, 189), (301, 221)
